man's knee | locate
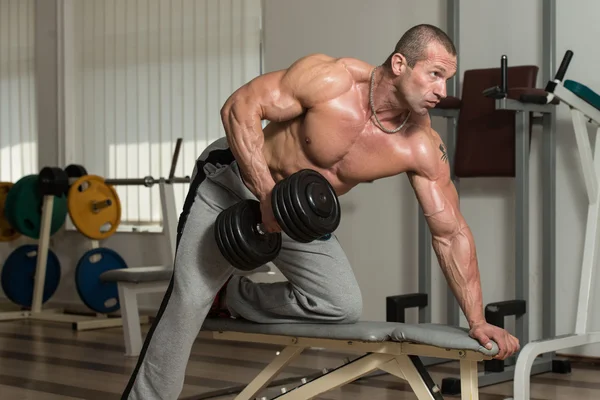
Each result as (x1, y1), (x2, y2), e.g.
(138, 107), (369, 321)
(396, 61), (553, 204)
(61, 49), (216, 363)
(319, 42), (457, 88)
(330, 287), (362, 323)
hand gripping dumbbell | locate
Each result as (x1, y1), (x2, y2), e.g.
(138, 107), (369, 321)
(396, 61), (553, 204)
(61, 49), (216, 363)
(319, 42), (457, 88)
(214, 169), (341, 271)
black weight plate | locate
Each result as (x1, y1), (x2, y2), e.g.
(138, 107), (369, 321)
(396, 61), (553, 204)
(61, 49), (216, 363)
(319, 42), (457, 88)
(230, 200), (281, 265)
(64, 164), (88, 178)
(291, 170), (340, 236)
(279, 177), (314, 242)
(216, 206), (251, 270)
(215, 210), (246, 270)
(271, 179), (295, 238)
(287, 171), (325, 238)
(39, 166), (69, 197)
(282, 176), (316, 242)
(214, 210), (238, 268)
(272, 177), (302, 241)
(278, 182), (312, 242)
(225, 203), (267, 270)
(224, 204), (259, 270)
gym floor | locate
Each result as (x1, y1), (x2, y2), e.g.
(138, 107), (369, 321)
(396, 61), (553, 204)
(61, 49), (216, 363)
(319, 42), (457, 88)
(0, 320), (598, 399)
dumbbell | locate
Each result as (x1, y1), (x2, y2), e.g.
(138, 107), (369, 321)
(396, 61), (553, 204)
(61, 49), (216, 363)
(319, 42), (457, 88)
(214, 169), (341, 271)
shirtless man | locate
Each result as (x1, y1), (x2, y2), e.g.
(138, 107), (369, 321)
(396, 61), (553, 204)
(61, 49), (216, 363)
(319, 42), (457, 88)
(122, 24), (520, 400)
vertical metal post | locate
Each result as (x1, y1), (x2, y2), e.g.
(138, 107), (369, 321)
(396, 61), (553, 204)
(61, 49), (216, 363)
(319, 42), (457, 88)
(542, 0), (556, 341)
(417, 211), (432, 323)
(515, 111), (530, 346)
(446, 0), (461, 327)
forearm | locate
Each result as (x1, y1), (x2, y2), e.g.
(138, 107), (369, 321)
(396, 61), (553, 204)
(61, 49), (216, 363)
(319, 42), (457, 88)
(220, 102), (275, 200)
(432, 225), (485, 327)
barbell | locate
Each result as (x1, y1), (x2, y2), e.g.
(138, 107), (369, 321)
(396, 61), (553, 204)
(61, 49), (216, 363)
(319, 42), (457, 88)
(214, 169), (341, 271)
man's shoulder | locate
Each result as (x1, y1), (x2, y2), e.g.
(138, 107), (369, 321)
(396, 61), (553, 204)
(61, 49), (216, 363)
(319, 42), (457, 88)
(403, 123), (448, 179)
(289, 54), (372, 82)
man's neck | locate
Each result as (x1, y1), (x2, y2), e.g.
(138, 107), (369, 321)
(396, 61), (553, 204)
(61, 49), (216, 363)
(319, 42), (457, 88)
(370, 66), (410, 123)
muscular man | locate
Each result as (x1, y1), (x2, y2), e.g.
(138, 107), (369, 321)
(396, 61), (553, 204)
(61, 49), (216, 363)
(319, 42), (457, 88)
(122, 24), (520, 399)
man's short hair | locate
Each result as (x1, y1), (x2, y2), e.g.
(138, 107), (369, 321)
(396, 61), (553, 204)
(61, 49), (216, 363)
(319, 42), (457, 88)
(383, 24), (456, 68)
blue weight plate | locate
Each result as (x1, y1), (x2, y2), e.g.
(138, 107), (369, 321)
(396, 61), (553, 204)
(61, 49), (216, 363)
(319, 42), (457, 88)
(1, 244), (61, 307)
(75, 247), (127, 314)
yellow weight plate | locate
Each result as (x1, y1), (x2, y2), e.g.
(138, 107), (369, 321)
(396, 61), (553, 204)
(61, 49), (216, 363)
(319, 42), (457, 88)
(0, 182), (20, 242)
(68, 175), (121, 240)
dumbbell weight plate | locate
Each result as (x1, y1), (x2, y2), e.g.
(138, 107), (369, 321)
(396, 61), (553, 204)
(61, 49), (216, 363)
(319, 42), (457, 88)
(229, 200), (281, 267)
(281, 177), (318, 242)
(217, 204), (265, 271)
(271, 178), (295, 240)
(272, 176), (313, 243)
(223, 204), (263, 270)
(215, 207), (250, 270)
(290, 170), (340, 236)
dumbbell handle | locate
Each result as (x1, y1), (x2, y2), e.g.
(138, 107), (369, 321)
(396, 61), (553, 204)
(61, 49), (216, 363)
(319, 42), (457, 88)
(255, 223), (268, 236)
(92, 199), (112, 212)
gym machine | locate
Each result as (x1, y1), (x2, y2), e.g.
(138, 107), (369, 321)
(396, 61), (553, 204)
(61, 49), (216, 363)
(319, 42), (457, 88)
(506, 50), (600, 400)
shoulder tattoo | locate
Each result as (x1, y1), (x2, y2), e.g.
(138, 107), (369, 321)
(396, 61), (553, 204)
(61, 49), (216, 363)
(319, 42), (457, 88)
(439, 143), (448, 163)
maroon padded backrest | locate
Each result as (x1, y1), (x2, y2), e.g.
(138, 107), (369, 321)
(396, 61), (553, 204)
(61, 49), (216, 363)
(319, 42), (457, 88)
(453, 65), (538, 177)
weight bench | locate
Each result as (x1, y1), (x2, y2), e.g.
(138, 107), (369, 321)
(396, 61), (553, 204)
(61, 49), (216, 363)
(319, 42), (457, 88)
(101, 266), (172, 356)
(196, 318), (498, 400)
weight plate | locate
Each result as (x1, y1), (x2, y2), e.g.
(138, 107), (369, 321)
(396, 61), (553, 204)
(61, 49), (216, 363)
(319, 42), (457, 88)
(215, 206), (247, 270)
(285, 173), (322, 241)
(290, 170), (340, 237)
(0, 182), (20, 242)
(39, 166), (69, 197)
(64, 164), (88, 179)
(1, 245), (61, 307)
(75, 247), (127, 313)
(214, 209), (238, 268)
(3, 175), (68, 239)
(232, 200), (281, 268)
(280, 177), (315, 242)
(271, 178), (292, 237)
(68, 175), (121, 240)
(224, 203), (262, 270)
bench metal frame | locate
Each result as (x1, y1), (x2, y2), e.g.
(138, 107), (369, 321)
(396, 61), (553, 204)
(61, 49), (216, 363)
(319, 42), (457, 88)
(195, 330), (489, 400)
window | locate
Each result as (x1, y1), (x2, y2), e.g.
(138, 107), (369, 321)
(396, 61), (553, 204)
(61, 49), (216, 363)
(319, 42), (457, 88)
(62, 0), (263, 230)
(0, 0), (38, 183)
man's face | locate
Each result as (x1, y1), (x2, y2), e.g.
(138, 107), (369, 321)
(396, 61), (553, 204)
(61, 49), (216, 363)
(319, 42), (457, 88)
(395, 42), (457, 115)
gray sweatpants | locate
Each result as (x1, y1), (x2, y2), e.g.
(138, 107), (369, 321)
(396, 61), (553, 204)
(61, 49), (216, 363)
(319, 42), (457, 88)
(121, 137), (362, 400)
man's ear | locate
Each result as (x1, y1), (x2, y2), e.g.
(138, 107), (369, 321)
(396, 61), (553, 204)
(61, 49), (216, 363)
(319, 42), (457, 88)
(390, 53), (408, 76)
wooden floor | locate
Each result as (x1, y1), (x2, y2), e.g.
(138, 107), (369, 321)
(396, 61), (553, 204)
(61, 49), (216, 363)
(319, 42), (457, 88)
(0, 319), (598, 400)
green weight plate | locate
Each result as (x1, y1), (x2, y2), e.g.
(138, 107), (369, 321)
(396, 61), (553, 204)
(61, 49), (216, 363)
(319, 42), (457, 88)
(4, 175), (68, 239)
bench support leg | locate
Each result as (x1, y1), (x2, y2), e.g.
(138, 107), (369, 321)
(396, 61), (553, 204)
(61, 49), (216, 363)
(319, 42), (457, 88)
(118, 283), (142, 357)
(117, 281), (170, 357)
(277, 353), (396, 400)
(460, 359), (479, 400)
(235, 345), (306, 400)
